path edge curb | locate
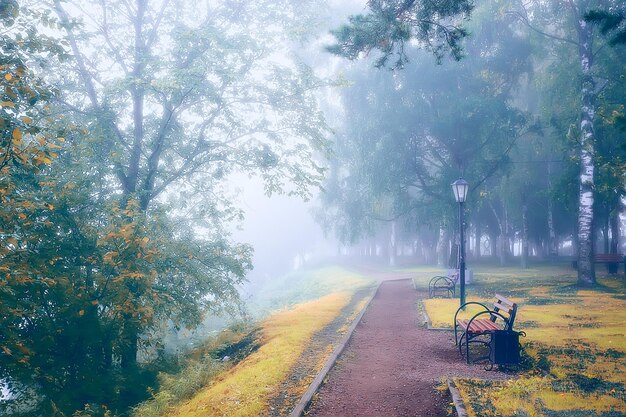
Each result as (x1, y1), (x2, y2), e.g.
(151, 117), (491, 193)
(289, 281), (382, 417)
(447, 377), (469, 417)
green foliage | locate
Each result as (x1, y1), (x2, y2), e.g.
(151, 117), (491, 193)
(319, 0), (531, 247)
(585, 9), (626, 46)
(131, 325), (258, 417)
(0, 0), (330, 415)
(328, 0), (473, 67)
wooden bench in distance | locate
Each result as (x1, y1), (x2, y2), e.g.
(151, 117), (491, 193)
(453, 294), (518, 364)
(572, 253), (626, 274)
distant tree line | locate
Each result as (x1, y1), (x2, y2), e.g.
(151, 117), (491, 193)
(319, 0), (626, 285)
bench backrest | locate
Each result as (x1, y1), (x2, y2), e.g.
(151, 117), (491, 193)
(595, 253), (624, 261)
(492, 293), (517, 330)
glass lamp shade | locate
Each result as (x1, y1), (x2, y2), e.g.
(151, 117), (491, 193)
(451, 178), (469, 203)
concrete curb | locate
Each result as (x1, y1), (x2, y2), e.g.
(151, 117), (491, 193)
(447, 377), (469, 417)
(289, 282), (382, 417)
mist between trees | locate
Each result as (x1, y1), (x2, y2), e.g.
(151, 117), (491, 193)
(0, 0), (624, 415)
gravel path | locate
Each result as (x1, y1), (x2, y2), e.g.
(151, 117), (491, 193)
(306, 279), (510, 417)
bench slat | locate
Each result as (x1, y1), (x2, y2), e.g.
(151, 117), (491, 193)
(457, 319), (500, 333)
(493, 302), (514, 314)
(494, 293), (516, 308)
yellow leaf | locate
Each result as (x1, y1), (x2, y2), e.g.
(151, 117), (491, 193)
(78, 310), (85, 316)
(47, 204), (54, 210)
(6, 236), (17, 246)
(12, 128), (22, 142)
(20, 116), (32, 124)
(103, 251), (119, 264)
(4, 73), (12, 81)
(58, 137), (65, 142)
(0, 101), (15, 107)
(17, 213), (26, 219)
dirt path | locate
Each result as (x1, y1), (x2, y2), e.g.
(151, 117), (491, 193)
(306, 279), (509, 417)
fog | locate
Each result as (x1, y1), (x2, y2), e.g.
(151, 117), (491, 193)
(233, 178), (334, 291)
(2, 0), (624, 414)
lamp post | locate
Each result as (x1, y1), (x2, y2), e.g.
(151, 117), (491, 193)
(452, 178), (469, 308)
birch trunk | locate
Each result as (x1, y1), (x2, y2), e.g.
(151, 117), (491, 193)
(547, 163), (558, 257)
(389, 220), (397, 267)
(436, 224), (448, 266)
(576, 16), (596, 286)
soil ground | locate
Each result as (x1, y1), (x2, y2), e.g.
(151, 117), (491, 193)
(305, 278), (511, 417)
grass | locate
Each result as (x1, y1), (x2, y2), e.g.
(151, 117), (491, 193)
(246, 265), (374, 317)
(165, 292), (352, 417)
(421, 265), (626, 417)
(134, 266), (375, 417)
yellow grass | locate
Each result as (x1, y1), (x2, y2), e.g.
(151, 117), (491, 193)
(422, 296), (502, 328)
(168, 292), (351, 417)
(424, 271), (626, 416)
(454, 377), (625, 417)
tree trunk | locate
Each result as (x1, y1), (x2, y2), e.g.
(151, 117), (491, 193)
(436, 224), (449, 266)
(521, 201), (529, 269)
(602, 213), (610, 254)
(576, 16), (596, 286)
(475, 219), (482, 259)
(389, 221), (397, 267)
(610, 209), (620, 254)
(120, 321), (139, 370)
(547, 163), (558, 257)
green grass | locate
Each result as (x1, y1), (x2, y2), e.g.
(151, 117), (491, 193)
(422, 264), (626, 417)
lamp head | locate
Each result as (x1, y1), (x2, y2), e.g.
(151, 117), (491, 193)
(451, 178), (469, 203)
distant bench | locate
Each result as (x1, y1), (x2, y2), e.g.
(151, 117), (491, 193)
(572, 253), (625, 274)
(428, 272), (459, 298)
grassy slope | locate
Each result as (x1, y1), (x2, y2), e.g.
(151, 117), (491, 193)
(419, 265), (626, 417)
(135, 265), (375, 417)
(168, 292), (351, 417)
(245, 265), (373, 317)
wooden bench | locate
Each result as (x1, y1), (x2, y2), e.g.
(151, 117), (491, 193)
(453, 294), (518, 364)
(428, 272), (459, 298)
(572, 253), (625, 274)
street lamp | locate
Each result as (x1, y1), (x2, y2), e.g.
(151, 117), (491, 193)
(452, 178), (469, 308)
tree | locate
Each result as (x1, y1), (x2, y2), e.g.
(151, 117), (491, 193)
(327, 0), (473, 67)
(48, 0), (329, 370)
(586, 8), (626, 45)
(0, 0), (331, 415)
(319, 2), (531, 264)
(509, 0), (626, 285)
